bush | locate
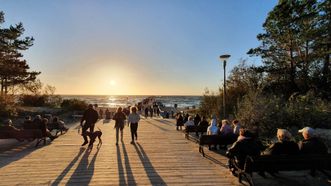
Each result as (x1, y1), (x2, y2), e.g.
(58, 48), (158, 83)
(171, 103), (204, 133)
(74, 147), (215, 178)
(235, 91), (331, 137)
(61, 99), (88, 111)
(0, 95), (17, 119)
(19, 94), (48, 106)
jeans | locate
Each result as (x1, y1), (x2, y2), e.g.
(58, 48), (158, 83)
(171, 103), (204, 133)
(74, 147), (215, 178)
(130, 123), (138, 141)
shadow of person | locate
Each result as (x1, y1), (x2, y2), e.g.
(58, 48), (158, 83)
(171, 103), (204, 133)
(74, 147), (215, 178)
(122, 143), (136, 185)
(66, 147), (100, 185)
(51, 147), (86, 185)
(116, 144), (127, 185)
(133, 143), (165, 185)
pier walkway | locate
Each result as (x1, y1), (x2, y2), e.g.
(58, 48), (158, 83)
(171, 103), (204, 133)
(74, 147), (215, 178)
(0, 118), (238, 186)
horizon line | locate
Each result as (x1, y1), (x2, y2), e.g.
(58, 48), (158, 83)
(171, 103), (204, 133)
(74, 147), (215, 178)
(57, 94), (203, 97)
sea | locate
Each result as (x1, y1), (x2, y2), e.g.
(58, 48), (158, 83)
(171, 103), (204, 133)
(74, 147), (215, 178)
(61, 95), (202, 109)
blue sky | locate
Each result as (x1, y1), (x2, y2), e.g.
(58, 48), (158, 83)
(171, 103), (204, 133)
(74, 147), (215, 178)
(1, 0), (277, 95)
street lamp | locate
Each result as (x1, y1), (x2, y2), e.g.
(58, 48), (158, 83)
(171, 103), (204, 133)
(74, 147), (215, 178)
(219, 54), (231, 119)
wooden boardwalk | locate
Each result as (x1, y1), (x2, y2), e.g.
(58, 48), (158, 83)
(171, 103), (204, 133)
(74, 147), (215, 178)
(1, 117), (330, 186)
(0, 118), (238, 186)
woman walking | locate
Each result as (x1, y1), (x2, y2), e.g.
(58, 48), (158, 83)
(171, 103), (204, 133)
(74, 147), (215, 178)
(113, 107), (126, 145)
(128, 106), (141, 144)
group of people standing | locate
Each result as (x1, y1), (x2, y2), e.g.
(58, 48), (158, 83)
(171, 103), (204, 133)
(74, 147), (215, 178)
(80, 104), (141, 147)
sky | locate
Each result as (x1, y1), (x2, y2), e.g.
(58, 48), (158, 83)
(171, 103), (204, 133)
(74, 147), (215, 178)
(1, 0), (277, 96)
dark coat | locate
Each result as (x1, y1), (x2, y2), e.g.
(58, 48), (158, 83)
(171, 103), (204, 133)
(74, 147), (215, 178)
(264, 140), (299, 155)
(298, 137), (328, 154)
(226, 138), (261, 168)
(113, 111), (126, 128)
(81, 108), (99, 125)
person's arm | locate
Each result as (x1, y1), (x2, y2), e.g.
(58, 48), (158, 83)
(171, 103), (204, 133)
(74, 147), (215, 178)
(80, 111), (86, 127)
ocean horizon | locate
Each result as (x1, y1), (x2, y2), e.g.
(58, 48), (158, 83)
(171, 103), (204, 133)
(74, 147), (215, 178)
(60, 95), (202, 109)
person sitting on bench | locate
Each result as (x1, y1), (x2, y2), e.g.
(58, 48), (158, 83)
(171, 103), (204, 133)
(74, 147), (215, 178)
(196, 116), (209, 137)
(219, 119), (232, 136)
(0, 119), (24, 141)
(298, 127), (328, 154)
(51, 117), (69, 133)
(226, 129), (261, 173)
(263, 129), (299, 155)
(232, 119), (241, 136)
(184, 116), (195, 128)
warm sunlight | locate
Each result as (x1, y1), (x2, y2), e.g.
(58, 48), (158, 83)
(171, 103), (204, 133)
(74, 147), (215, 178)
(110, 80), (116, 86)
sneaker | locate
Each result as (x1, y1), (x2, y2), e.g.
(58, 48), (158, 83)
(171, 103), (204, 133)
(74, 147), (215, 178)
(115, 143), (118, 145)
(130, 141), (134, 144)
(81, 141), (88, 146)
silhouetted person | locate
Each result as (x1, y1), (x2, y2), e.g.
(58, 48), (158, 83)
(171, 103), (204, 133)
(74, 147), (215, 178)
(176, 113), (184, 130)
(80, 104), (99, 146)
(128, 106), (140, 144)
(196, 116), (209, 137)
(144, 107), (149, 119)
(113, 107), (126, 145)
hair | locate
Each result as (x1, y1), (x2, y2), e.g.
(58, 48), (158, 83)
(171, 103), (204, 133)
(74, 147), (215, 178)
(131, 106), (137, 113)
(222, 119), (230, 125)
(25, 115), (31, 120)
(277, 129), (292, 141)
(232, 119), (239, 125)
(188, 116), (193, 120)
(116, 107), (122, 113)
(42, 118), (48, 124)
(53, 117), (58, 122)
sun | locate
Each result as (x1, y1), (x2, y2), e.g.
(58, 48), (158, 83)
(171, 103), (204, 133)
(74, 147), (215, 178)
(110, 80), (116, 86)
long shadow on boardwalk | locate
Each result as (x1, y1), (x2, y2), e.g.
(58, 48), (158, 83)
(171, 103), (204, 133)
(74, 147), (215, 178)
(66, 147), (100, 185)
(133, 143), (165, 185)
(0, 141), (50, 168)
(116, 144), (137, 185)
(51, 147), (85, 185)
(145, 120), (169, 132)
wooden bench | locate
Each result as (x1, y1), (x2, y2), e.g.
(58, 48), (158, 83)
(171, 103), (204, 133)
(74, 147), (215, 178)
(184, 125), (208, 139)
(237, 154), (331, 186)
(0, 129), (46, 147)
(199, 134), (237, 157)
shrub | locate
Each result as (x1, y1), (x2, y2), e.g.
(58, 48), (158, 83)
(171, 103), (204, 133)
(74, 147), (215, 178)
(0, 95), (17, 119)
(61, 99), (88, 111)
(19, 94), (48, 106)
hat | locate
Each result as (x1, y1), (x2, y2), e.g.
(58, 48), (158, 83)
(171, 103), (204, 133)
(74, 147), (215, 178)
(298, 127), (315, 136)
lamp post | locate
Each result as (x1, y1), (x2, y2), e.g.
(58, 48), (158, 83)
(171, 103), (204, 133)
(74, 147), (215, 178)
(219, 54), (231, 119)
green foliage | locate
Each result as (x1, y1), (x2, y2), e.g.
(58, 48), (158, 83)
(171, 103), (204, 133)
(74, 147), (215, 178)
(0, 10), (40, 96)
(61, 99), (88, 111)
(19, 94), (48, 106)
(199, 88), (221, 119)
(235, 91), (331, 137)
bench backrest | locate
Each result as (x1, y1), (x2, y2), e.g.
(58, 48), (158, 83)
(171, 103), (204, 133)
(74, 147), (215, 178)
(245, 154), (331, 173)
(199, 134), (237, 146)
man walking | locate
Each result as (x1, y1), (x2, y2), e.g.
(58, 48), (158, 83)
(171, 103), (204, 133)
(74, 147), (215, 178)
(81, 104), (99, 146)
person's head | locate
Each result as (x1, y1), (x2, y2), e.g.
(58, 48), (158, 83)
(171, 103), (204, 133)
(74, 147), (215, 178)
(4, 119), (12, 126)
(222, 119), (230, 126)
(232, 119), (239, 126)
(239, 128), (253, 138)
(117, 107), (122, 113)
(298, 127), (315, 140)
(88, 104), (93, 109)
(188, 116), (193, 121)
(131, 106), (137, 113)
(53, 117), (58, 122)
(277, 129), (292, 142)
(202, 116), (206, 120)
(25, 116), (31, 120)
(35, 115), (42, 120)
(42, 118), (48, 124)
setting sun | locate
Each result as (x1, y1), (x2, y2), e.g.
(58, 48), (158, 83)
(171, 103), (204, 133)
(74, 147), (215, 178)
(110, 80), (116, 86)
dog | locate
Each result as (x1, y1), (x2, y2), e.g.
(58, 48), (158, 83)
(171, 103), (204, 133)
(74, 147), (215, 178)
(85, 127), (103, 147)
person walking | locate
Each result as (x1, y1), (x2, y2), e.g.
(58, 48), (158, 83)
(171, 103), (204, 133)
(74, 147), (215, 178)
(128, 106), (140, 144)
(80, 104), (99, 146)
(113, 107), (126, 145)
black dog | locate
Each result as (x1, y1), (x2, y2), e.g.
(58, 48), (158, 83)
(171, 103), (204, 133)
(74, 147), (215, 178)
(85, 127), (102, 147)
